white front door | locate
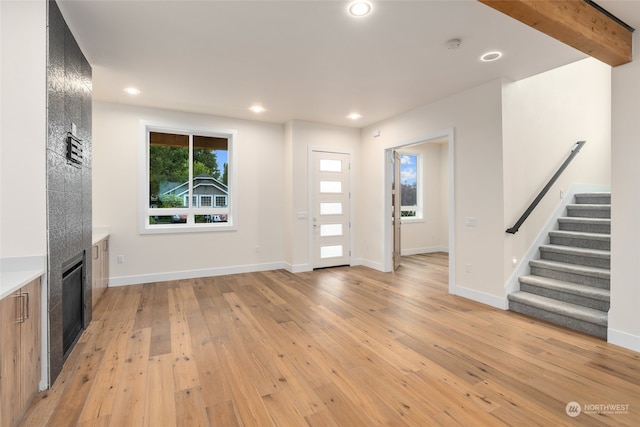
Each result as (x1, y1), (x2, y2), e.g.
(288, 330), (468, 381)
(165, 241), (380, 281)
(312, 151), (350, 268)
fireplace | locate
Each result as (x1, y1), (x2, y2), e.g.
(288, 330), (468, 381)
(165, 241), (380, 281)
(62, 252), (85, 358)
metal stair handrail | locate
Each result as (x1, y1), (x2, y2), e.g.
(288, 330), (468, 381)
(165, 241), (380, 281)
(506, 140), (586, 234)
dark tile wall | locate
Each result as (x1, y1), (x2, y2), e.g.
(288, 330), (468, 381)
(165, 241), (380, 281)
(47, 0), (92, 383)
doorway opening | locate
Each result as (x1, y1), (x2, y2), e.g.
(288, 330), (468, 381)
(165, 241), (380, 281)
(384, 129), (455, 293)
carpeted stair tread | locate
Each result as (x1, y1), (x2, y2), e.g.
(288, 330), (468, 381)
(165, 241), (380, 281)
(529, 259), (610, 279)
(539, 244), (610, 259)
(566, 204), (611, 218)
(574, 193), (611, 204)
(519, 275), (610, 301)
(558, 217), (610, 224)
(548, 230), (611, 250)
(548, 230), (610, 241)
(566, 203), (611, 209)
(508, 291), (608, 326)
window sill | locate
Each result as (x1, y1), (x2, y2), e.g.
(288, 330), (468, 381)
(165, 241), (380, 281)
(140, 222), (237, 234)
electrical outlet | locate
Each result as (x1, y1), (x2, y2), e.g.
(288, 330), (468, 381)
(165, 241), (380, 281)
(117, 255), (125, 264)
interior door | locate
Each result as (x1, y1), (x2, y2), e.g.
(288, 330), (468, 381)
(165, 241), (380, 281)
(312, 151), (350, 268)
(392, 150), (402, 270)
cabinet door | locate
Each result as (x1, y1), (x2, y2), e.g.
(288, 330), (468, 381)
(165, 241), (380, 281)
(0, 292), (20, 427)
(19, 279), (41, 412)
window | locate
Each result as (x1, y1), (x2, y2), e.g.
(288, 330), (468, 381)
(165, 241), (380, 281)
(400, 153), (422, 220)
(140, 123), (236, 233)
(214, 195), (227, 207)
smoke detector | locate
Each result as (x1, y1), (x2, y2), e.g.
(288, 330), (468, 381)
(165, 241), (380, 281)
(445, 38), (462, 50)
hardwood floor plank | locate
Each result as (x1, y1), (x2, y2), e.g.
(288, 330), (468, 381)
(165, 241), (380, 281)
(107, 327), (151, 427)
(206, 399), (241, 427)
(18, 254), (640, 426)
(144, 354), (177, 427)
(175, 387), (209, 427)
(168, 287), (201, 392)
(77, 318), (136, 423)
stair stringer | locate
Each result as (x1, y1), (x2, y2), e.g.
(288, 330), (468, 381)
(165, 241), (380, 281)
(503, 183), (611, 302)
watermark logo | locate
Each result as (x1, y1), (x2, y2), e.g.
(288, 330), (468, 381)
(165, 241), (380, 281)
(566, 401), (581, 417)
(565, 401), (630, 417)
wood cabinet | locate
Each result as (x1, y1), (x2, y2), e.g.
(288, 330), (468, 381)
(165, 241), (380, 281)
(92, 236), (109, 307)
(0, 278), (41, 427)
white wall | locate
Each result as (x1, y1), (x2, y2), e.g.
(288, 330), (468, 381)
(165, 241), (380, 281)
(610, 30), (640, 352)
(399, 141), (449, 255)
(0, 0), (47, 258)
(502, 58), (611, 282)
(93, 102), (286, 285)
(359, 80), (505, 306)
(287, 120), (360, 271)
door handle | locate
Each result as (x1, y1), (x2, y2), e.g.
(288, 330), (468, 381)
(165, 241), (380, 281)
(15, 293), (28, 323)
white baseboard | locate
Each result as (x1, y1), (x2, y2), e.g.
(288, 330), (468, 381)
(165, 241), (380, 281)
(288, 263), (312, 273)
(108, 261), (287, 287)
(351, 257), (386, 272)
(608, 328), (640, 353)
(453, 285), (508, 310)
(401, 246), (449, 256)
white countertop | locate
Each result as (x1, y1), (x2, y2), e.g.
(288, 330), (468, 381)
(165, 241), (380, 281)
(92, 227), (110, 245)
(2, 227), (109, 299)
(0, 256), (46, 300)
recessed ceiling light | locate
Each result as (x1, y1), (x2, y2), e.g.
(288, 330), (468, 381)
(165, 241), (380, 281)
(348, 1), (372, 17)
(249, 105), (265, 113)
(481, 51), (503, 62)
(347, 113), (362, 120)
(124, 87), (141, 95)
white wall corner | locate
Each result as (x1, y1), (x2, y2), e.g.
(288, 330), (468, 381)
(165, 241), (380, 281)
(289, 263), (313, 273)
(351, 257), (386, 272)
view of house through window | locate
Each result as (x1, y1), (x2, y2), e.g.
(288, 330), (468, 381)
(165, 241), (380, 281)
(146, 129), (231, 229)
(400, 153), (422, 219)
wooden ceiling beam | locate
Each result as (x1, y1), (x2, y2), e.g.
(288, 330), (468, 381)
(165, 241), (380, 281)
(478, 0), (633, 67)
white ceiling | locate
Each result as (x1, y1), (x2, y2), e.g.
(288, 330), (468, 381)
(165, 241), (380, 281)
(56, 0), (638, 128)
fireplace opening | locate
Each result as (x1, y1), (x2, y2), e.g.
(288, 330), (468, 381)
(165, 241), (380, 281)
(62, 252), (85, 359)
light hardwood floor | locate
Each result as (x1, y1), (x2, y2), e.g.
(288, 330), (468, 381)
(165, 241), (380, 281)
(20, 253), (640, 426)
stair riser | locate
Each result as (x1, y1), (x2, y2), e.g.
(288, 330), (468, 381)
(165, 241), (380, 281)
(530, 265), (610, 289)
(549, 235), (610, 251)
(558, 222), (610, 234)
(519, 283), (610, 311)
(566, 207), (610, 219)
(574, 195), (611, 205)
(539, 250), (610, 270)
(509, 300), (607, 339)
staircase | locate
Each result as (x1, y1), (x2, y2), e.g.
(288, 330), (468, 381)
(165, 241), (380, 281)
(508, 192), (611, 339)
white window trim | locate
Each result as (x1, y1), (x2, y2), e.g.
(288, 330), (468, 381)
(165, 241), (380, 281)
(139, 121), (237, 234)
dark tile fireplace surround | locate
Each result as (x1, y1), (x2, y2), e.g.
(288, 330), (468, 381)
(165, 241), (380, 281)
(47, 0), (93, 382)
